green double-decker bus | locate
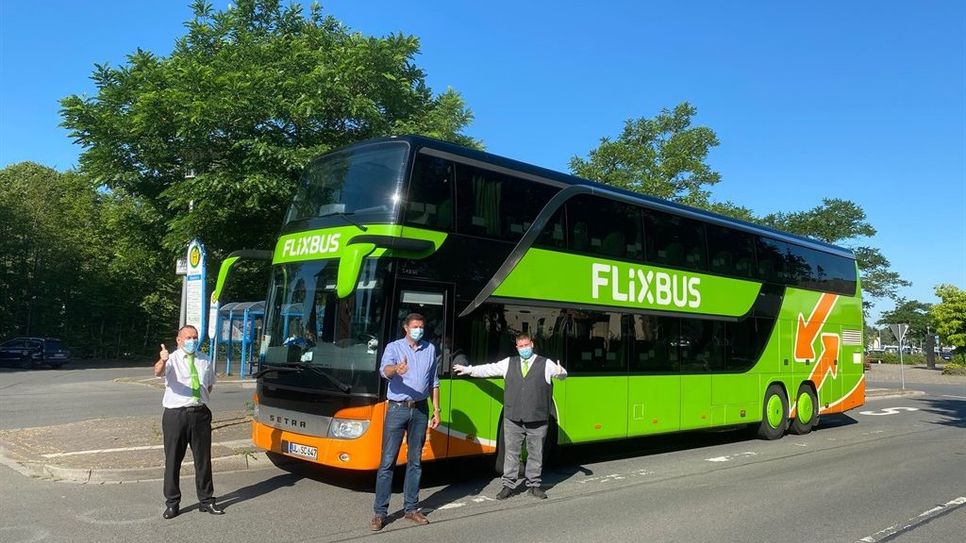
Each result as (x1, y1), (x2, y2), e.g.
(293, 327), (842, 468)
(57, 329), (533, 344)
(235, 135), (865, 469)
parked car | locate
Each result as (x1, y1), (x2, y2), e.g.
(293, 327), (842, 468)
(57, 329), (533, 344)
(940, 349), (956, 361)
(0, 337), (71, 369)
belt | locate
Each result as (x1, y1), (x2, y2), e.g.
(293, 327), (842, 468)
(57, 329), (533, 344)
(166, 405), (208, 412)
(388, 399), (427, 408)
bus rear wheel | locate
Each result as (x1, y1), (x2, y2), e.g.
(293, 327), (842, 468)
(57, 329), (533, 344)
(789, 384), (818, 435)
(756, 384), (788, 440)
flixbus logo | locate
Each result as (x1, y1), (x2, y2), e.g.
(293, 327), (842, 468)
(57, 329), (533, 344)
(281, 233), (342, 258)
(591, 263), (702, 309)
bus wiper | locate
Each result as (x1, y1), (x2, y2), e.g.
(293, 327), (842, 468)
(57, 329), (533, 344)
(262, 362), (352, 394)
(251, 364), (300, 379)
(330, 212), (367, 232)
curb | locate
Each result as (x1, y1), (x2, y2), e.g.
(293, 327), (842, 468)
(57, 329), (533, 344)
(865, 389), (925, 401)
(0, 446), (274, 484)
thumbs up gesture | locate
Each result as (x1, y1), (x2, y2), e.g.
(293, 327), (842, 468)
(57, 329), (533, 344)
(396, 356), (409, 376)
(160, 343), (170, 362)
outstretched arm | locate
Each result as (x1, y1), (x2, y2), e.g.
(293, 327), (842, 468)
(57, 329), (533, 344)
(453, 357), (510, 378)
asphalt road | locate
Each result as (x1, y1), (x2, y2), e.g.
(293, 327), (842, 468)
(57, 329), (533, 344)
(0, 364), (252, 430)
(1, 365), (963, 542)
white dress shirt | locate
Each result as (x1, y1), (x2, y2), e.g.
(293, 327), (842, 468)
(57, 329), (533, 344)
(462, 355), (568, 384)
(162, 349), (216, 408)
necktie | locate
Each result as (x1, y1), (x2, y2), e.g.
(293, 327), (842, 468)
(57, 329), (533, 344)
(188, 354), (201, 401)
(521, 357), (530, 377)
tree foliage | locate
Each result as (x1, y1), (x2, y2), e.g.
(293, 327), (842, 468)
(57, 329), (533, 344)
(0, 163), (174, 356)
(931, 284), (966, 353)
(877, 298), (933, 344)
(61, 0), (478, 255)
(569, 102), (721, 208)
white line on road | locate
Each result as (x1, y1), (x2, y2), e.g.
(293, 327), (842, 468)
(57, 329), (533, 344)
(856, 496), (966, 542)
(705, 452), (758, 462)
(941, 394), (966, 400)
(41, 439), (251, 458)
(858, 407), (919, 416)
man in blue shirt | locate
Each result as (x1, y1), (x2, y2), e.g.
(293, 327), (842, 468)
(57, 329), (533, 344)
(370, 313), (440, 531)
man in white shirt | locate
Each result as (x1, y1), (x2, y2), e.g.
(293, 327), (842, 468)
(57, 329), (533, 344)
(453, 333), (567, 499)
(153, 325), (224, 519)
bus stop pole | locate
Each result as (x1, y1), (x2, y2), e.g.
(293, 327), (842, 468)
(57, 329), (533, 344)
(241, 310), (250, 377)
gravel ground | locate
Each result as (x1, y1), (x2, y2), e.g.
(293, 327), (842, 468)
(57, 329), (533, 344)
(864, 361), (965, 385)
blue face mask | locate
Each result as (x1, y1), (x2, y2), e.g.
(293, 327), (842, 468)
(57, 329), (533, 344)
(183, 339), (199, 354)
(408, 328), (424, 342)
(517, 347), (533, 360)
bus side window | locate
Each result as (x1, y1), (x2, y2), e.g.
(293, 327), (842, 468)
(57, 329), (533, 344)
(565, 197), (643, 261)
(644, 210), (708, 271)
(405, 153), (455, 231)
(455, 164), (557, 241)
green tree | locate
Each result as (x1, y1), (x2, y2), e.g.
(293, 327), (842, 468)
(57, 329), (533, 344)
(931, 284), (966, 360)
(569, 102), (721, 208)
(877, 299), (932, 344)
(61, 0), (479, 257)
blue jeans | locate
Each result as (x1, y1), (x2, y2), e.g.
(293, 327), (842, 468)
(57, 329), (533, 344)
(373, 401), (428, 517)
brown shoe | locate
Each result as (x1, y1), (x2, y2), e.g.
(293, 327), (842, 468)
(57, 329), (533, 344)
(404, 510), (430, 525)
(369, 516), (385, 531)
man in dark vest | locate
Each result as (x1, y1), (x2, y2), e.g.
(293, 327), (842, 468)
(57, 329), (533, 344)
(453, 332), (567, 499)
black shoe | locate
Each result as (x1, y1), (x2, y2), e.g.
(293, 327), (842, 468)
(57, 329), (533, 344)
(495, 486), (513, 500)
(162, 505), (179, 519)
(199, 502), (225, 515)
(529, 487), (547, 499)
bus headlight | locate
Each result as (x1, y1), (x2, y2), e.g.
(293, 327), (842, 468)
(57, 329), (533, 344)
(328, 419), (369, 439)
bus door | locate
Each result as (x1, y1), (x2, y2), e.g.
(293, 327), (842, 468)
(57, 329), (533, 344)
(390, 281), (453, 461)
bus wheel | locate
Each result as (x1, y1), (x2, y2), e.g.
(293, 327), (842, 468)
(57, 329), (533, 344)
(789, 385), (818, 435)
(756, 384), (788, 440)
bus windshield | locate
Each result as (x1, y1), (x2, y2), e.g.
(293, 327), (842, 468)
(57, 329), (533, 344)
(285, 141), (409, 223)
(261, 258), (390, 396)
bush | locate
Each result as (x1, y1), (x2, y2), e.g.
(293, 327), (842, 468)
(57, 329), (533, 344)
(942, 362), (966, 376)
(865, 352), (925, 365)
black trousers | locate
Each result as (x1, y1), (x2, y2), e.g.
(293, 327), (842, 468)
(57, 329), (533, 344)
(162, 405), (215, 507)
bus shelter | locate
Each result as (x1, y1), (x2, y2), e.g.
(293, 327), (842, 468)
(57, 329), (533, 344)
(212, 301), (264, 376)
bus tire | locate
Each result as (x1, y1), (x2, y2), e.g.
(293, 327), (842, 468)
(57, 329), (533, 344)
(789, 384), (818, 435)
(756, 383), (788, 440)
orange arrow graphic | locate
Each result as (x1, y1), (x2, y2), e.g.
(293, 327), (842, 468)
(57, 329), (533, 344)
(795, 293), (838, 360)
(809, 333), (840, 392)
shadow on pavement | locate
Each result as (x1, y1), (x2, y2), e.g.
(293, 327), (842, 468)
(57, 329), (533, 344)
(919, 397), (966, 429)
(814, 413), (858, 430)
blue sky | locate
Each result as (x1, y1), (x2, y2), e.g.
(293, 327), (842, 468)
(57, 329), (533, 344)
(1, 1), (963, 323)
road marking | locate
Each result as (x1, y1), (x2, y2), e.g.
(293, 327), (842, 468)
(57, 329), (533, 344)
(41, 439), (251, 458)
(941, 394), (966, 400)
(856, 496), (966, 542)
(434, 495), (495, 510)
(705, 452), (757, 462)
(578, 468), (653, 484)
(858, 407), (919, 416)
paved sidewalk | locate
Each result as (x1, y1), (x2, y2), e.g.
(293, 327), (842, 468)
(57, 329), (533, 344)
(0, 409), (271, 483)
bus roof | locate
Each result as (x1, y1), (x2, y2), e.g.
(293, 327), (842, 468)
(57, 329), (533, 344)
(332, 135), (856, 260)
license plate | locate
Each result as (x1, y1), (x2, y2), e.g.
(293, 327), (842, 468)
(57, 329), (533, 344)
(284, 441), (317, 460)
(51, 354), (65, 358)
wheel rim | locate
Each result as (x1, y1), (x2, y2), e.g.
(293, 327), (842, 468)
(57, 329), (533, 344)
(766, 393), (784, 428)
(798, 391), (814, 425)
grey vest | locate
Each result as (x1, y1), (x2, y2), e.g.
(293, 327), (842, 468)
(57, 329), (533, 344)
(503, 355), (552, 423)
